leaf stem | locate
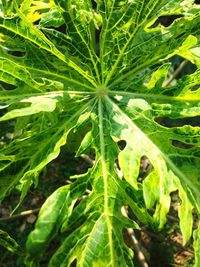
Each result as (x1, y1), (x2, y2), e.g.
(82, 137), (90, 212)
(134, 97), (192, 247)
(98, 98), (115, 261)
(163, 60), (188, 87)
(0, 208), (40, 222)
(127, 228), (150, 267)
(108, 90), (200, 102)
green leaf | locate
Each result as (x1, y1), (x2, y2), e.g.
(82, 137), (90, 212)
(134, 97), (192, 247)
(0, 0), (200, 266)
(25, 175), (89, 265)
(0, 94), (59, 121)
(0, 229), (21, 254)
(194, 224), (200, 267)
(175, 179), (193, 245)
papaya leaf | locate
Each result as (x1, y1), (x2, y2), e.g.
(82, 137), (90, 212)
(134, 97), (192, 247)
(0, 0), (200, 266)
(0, 229), (21, 254)
(194, 224), (200, 267)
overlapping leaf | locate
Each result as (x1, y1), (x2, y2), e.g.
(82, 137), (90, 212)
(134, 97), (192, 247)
(0, 0), (200, 266)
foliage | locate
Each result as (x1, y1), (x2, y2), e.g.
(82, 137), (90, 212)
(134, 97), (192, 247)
(0, 229), (21, 254)
(0, 0), (200, 266)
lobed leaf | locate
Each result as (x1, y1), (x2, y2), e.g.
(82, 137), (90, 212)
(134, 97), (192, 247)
(0, 0), (200, 266)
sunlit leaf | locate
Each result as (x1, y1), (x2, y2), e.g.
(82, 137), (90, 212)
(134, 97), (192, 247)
(0, 0), (200, 266)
